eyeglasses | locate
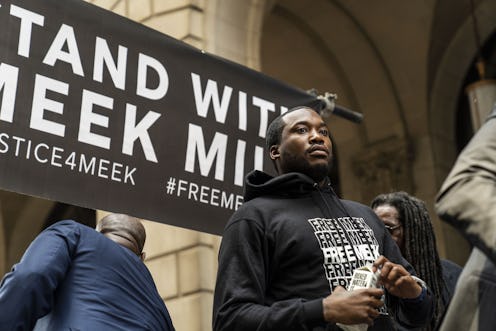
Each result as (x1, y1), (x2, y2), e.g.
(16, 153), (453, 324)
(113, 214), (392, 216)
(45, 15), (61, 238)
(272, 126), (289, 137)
(384, 224), (402, 233)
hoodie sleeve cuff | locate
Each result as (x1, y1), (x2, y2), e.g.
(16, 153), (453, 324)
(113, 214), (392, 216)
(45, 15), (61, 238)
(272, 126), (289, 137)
(303, 298), (326, 325)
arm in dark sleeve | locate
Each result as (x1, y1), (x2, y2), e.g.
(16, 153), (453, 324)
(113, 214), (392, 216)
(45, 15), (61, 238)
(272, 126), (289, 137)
(395, 288), (434, 328)
(213, 218), (324, 331)
(382, 229), (434, 328)
(0, 220), (80, 330)
(436, 109), (496, 263)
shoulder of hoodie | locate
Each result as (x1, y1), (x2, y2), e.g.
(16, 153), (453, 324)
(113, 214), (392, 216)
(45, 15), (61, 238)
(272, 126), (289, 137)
(223, 189), (312, 233)
(339, 199), (382, 221)
(223, 197), (271, 232)
(224, 195), (381, 232)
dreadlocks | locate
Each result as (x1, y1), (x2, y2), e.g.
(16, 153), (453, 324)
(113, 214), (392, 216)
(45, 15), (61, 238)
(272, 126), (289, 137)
(371, 191), (446, 331)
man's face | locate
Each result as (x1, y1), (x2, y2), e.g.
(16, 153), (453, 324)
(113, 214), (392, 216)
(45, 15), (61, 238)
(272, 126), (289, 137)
(373, 204), (405, 254)
(270, 108), (333, 182)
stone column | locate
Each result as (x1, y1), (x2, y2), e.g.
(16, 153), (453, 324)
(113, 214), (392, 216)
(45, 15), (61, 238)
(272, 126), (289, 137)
(88, 1), (220, 329)
(143, 221), (221, 331)
(352, 137), (414, 204)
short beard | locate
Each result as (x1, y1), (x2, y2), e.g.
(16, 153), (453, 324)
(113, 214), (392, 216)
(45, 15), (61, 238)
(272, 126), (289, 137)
(304, 162), (329, 183)
(280, 150), (330, 183)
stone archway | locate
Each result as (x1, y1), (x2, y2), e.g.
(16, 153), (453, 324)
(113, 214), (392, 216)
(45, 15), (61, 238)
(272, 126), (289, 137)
(259, 0), (414, 203)
(204, 0), (272, 70)
(429, 0), (496, 187)
(428, 0), (496, 262)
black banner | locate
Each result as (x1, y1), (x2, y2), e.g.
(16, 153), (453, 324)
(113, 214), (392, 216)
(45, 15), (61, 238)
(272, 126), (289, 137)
(0, 0), (318, 234)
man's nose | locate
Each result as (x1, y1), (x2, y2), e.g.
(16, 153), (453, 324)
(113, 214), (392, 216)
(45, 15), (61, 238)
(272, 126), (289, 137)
(309, 129), (325, 143)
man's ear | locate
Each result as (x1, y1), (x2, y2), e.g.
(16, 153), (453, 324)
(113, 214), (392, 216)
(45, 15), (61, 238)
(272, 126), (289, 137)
(270, 145), (280, 160)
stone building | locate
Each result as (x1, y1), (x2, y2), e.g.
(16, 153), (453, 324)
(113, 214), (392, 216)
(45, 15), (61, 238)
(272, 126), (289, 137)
(1, 0), (496, 330)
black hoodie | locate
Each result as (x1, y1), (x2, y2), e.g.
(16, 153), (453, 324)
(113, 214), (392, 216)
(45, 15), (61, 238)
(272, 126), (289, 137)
(213, 170), (433, 331)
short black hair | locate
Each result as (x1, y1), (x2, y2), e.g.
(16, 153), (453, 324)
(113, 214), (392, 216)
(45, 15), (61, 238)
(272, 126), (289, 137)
(265, 106), (320, 149)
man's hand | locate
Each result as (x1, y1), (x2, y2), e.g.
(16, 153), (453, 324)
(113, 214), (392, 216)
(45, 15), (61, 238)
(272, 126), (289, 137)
(372, 255), (422, 299)
(323, 286), (384, 326)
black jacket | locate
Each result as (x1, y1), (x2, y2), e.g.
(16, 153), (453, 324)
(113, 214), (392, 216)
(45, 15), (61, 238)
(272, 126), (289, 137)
(213, 171), (433, 331)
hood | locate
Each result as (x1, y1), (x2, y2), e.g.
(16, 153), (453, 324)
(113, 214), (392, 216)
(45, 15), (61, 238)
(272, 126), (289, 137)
(244, 170), (317, 202)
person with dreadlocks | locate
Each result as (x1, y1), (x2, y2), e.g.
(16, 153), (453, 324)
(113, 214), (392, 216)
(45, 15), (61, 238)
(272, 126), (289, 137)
(371, 192), (462, 330)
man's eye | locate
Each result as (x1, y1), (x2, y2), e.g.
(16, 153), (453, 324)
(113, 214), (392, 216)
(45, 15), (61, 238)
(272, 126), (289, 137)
(296, 127), (308, 133)
(320, 129), (329, 136)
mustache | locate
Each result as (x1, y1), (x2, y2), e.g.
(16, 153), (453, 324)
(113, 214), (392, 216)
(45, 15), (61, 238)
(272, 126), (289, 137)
(307, 145), (329, 154)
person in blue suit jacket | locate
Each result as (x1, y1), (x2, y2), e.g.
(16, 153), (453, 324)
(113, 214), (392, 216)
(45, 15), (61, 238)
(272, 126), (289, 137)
(0, 213), (175, 331)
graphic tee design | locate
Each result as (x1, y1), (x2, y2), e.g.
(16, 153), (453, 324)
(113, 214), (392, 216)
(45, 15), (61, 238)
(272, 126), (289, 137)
(308, 217), (388, 314)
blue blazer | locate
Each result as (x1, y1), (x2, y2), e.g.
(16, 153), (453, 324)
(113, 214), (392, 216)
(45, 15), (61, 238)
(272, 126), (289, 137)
(0, 220), (175, 331)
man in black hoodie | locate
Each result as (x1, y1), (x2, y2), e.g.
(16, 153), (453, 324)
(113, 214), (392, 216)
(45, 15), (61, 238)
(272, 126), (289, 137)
(213, 106), (433, 331)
